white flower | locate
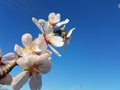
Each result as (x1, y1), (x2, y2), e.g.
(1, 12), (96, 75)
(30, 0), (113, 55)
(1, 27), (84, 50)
(32, 17), (54, 34)
(48, 12), (69, 28)
(12, 54), (51, 90)
(32, 12), (70, 34)
(12, 33), (52, 90)
(14, 33), (35, 56)
(48, 12), (61, 24)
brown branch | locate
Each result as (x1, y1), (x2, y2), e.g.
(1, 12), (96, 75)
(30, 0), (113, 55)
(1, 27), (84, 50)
(0, 56), (20, 79)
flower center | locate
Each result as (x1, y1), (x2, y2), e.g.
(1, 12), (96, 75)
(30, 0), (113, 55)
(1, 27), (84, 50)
(49, 21), (56, 27)
(23, 48), (34, 54)
(24, 64), (40, 76)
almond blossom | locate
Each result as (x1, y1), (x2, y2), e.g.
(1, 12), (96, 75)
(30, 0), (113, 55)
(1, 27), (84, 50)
(32, 12), (69, 34)
(11, 33), (52, 90)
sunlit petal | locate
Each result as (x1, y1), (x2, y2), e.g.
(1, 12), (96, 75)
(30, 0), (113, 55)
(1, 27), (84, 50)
(21, 33), (33, 49)
(49, 36), (64, 47)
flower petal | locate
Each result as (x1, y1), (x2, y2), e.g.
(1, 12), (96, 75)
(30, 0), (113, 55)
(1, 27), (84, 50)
(0, 74), (13, 85)
(35, 53), (51, 65)
(11, 71), (30, 90)
(66, 28), (75, 38)
(14, 44), (23, 56)
(29, 75), (42, 90)
(21, 33), (33, 49)
(17, 55), (36, 68)
(48, 44), (62, 57)
(55, 13), (61, 23)
(49, 36), (64, 47)
(48, 12), (60, 23)
(38, 59), (52, 74)
(33, 34), (47, 51)
(32, 17), (45, 34)
(48, 12), (55, 22)
(2, 52), (16, 63)
(56, 19), (69, 27)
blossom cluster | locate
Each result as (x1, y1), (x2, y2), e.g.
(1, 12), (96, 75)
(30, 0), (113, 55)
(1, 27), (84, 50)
(0, 12), (75, 90)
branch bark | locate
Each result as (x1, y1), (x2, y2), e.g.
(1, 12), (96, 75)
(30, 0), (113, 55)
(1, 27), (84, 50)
(0, 56), (19, 79)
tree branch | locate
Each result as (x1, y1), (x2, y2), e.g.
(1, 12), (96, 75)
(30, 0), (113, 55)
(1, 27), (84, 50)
(0, 56), (19, 79)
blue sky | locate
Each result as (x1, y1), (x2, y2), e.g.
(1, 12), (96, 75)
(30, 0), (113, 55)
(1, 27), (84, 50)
(0, 0), (120, 90)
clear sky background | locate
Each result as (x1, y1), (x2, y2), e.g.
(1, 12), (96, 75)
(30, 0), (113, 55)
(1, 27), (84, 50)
(0, 0), (120, 90)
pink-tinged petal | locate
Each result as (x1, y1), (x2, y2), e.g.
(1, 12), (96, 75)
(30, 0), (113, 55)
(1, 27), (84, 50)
(2, 52), (16, 63)
(29, 75), (42, 90)
(0, 74), (13, 85)
(11, 71), (30, 90)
